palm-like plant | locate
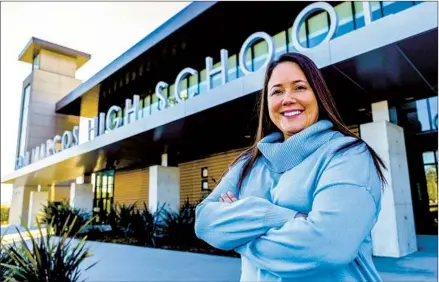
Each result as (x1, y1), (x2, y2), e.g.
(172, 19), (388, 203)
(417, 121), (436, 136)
(161, 198), (197, 249)
(127, 202), (165, 247)
(41, 201), (88, 236)
(1, 229), (14, 279)
(0, 216), (97, 282)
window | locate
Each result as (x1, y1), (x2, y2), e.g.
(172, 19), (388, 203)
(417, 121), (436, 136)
(370, 1), (384, 21)
(353, 1), (366, 29)
(238, 48), (253, 78)
(228, 54), (238, 81)
(398, 97), (438, 134)
(382, 1), (415, 16)
(151, 93), (159, 114)
(428, 96), (437, 130)
(17, 84), (31, 158)
(307, 10), (330, 48)
(253, 39), (269, 71)
(169, 84), (176, 105)
(423, 151), (438, 215)
(334, 2), (355, 37)
(179, 78), (189, 101)
(211, 62), (223, 89)
(273, 31), (287, 59)
(188, 72), (199, 96)
(33, 54), (40, 70)
(199, 69), (208, 94)
(288, 22), (307, 51)
(143, 95), (151, 117)
(93, 170), (115, 224)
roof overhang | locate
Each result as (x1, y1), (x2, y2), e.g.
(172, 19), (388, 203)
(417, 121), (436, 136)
(2, 2), (436, 187)
(54, 1), (216, 116)
(18, 37), (91, 69)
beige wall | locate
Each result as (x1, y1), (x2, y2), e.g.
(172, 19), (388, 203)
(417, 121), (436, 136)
(179, 148), (245, 206)
(114, 168), (149, 209)
(24, 69), (81, 153)
(80, 85), (100, 118)
(39, 49), (77, 78)
(8, 185), (38, 226)
(53, 186), (71, 203)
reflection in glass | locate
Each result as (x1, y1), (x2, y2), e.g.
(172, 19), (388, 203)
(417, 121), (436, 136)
(273, 31), (287, 59)
(287, 23), (307, 52)
(199, 69), (207, 95)
(307, 10), (329, 48)
(423, 152), (435, 164)
(424, 165), (438, 210)
(253, 39), (269, 71)
(416, 99), (432, 132)
(238, 50), (252, 78)
(18, 84), (31, 158)
(228, 54), (238, 81)
(382, 1), (414, 16)
(334, 2), (355, 38)
(429, 97), (438, 130)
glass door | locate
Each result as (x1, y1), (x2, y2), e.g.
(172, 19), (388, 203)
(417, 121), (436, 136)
(93, 170), (115, 223)
(395, 96), (438, 234)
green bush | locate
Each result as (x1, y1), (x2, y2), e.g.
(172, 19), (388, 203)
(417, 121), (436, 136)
(41, 201), (89, 236)
(161, 198), (197, 249)
(0, 205), (9, 224)
(1, 215), (97, 282)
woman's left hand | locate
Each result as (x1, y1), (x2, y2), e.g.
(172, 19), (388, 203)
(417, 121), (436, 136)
(219, 191), (238, 203)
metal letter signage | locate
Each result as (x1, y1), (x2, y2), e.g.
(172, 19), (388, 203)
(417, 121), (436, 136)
(239, 32), (275, 75)
(15, 1), (385, 169)
(290, 2), (338, 52)
(174, 68), (198, 103)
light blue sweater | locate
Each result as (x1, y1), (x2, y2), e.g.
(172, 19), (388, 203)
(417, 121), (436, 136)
(195, 120), (383, 281)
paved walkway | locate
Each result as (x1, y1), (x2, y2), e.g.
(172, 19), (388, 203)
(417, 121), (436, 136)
(79, 235), (437, 281)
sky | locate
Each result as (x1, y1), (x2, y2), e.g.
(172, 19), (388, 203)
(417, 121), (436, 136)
(0, 2), (190, 204)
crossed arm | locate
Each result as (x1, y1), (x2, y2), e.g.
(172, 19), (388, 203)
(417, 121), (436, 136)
(194, 155), (380, 279)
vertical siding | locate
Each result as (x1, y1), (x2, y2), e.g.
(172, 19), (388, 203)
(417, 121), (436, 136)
(179, 148), (246, 205)
(114, 168), (149, 208)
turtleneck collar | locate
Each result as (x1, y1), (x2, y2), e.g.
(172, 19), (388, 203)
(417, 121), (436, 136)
(257, 120), (338, 173)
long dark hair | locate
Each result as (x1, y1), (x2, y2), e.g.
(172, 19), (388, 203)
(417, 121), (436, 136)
(228, 52), (387, 189)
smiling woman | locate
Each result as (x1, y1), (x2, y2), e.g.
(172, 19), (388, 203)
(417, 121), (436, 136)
(266, 62), (319, 139)
(195, 52), (387, 282)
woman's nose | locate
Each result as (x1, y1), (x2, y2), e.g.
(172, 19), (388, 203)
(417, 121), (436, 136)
(282, 91), (296, 106)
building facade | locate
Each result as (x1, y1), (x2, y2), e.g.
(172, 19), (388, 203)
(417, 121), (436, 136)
(2, 1), (437, 258)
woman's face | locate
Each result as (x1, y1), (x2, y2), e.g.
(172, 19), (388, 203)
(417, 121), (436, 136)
(267, 61), (319, 140)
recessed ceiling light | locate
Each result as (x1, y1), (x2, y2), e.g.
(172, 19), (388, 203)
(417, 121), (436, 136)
(244, 135), (251, 139)
(405, 97), (414, 101)
(358, 108), (366, 112)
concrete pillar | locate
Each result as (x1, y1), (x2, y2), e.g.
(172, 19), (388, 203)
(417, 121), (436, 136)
(8, 185), (38, 226)
(69, 182), (93, 214)
(49, 183), (71, 203)
(372, 101), (390, 122)
(149, 165), (180, 214)
(27, 191), (49, 227)
(360, 101), (417, 258)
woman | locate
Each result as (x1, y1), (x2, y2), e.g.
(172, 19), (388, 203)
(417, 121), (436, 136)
(194, 53), (386, 282)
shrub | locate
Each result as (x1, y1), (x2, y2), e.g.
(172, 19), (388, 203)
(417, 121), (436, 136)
(161, 198), (197, 249)
(0, 205), (9, 224)
(41, 201), (89, 236)
(1, 215), (97, 282)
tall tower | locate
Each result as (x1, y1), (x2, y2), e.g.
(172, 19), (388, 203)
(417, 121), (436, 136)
(15, 37), (90, 168)
(9, 37), (90, 226)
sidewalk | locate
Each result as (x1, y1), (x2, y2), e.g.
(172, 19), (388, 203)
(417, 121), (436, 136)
(78, 235), (437, 281)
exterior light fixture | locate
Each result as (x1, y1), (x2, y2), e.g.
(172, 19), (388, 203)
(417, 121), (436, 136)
(201, 167), (208, 178)
(201, 179), (209, 191)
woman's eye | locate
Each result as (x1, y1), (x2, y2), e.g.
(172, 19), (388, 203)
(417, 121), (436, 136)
(271, 89), (282, 96)
(295, 85), (306, 91)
